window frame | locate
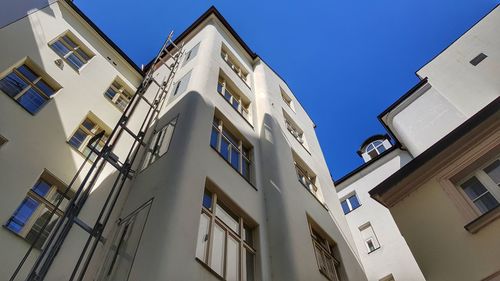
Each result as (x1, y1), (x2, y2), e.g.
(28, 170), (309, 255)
(103, 78), (133, 112)
(341, 193), (361, 214)
(308, 222), (342, 281)
(280, 88), (295, 111)
(365, 140), (386, 158)
(68, 113), (111, 162)
(48, 31), (94, 72)
(196, 189), (256, 281)
(217, 77), (251, 122)
(359, 222), (381, 254)
(220, 47), (250, 87)
(141, 116), (178, 171)
(0, 61), (60, 115)
(183, 42), (200, 66)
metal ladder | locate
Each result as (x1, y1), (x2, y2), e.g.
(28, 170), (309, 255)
(10, 31), (184, 281)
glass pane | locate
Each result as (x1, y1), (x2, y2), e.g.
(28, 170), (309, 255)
(0, 72), (28, 97)
(35, 80), (55, 97)
(226, 235), (239, 281)
(75, 48), (90, 61)
(25, 208), (58, 249)
(224, 89), (232, 102)
(69, 129), (88, 149)
(18, 88), (47, 114)
(461, 177), (489, 200)
(62, 35), (78, 48)
(232, 98), (240, 111)
(6, 197), (39, 233)
(221, 138), (230, 160)
(243, 248), (255, 281)
(230, 149), (240, 171)
(377, 145), (386, 154)
(66, 53), (85, 69)
(195, 213), (210, 262)
(349, 194), (360, 209)
(51, 40), (70, 56)
(243, 225), (253, 246)
(32, 180), (51, 197)
(202, 190), (212, 209)
(216, 202), (239, 234)
(242, 159), (250, 180)
(474, 193), (499, 214)
(82, 119), (95, 131)
(341, 200), (350, 214)
(158, 123), (175, 156)
(17, 65), (38, 82)
(210, 223), (225, 276)
(217, 81), (223, 94)
(484, 159), (500, 185)
(223, 129), (239, 148)
(105, 87), (117, 100)
(210, 127), (219, 149)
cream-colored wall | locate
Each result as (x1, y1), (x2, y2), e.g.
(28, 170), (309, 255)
(390, 176), (500, 281)
(0, 1), (142, 279)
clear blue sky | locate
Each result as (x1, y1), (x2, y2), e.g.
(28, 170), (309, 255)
(75, 0), (498, 179)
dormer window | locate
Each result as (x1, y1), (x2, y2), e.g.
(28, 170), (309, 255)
(365, 140), (386, 158)
(359, 135), (392, 163)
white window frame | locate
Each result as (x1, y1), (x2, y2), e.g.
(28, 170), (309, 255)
(295, 162), (319, 197)
(68, 114), (110, 162)
(220, 47), (250, 86)
(217, 78), (250, 121)
(359, 223), (381, 253)
(183, 42), (200, 66)
(49, 31), (94, 71)
(104, 79), (133, 112)
(141, 116), (178, 170)
(341, 193), (361, 214)
(309, 222), (342, 281)
(280, 88), (295, 111)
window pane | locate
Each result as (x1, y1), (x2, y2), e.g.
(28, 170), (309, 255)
(17, 88), (47, 114)
(82, 119), (95, 131)
(69, 129), (88, 150)
(0, 72), (28, 97)
(105, 87), (117, 100)
(216, 202), (239, 234)
(51, 40), (70, 57)
(226, 235), (239, 281)
(221, 138), (230, 160)
(230, 149), (239, 171)
(243, 225), (253, 246)
(17, 65), (38, 82)
(232, 98), (240, 111)
(349, 195), (360, 209)
(475, 193), (499, 214)
(202, 190), (212, 209)
(75, 48), (90, 61)
(62, 35), (78, 48)
(66, 53), (85, 69)
(341, 200), (350, 214)
(243, 248), (255, 281)
(6, 197), (39, 233)
(35, 80), (55, 97)
(224, 89), (232, 102)
(210, 127), (219, 150)
(461, 177), (489, 200)
(195, 213), (210, 262)
(158, 122), (175, 156)
(32, 180), (51, 197)
(210, 223), (225, 276)
(217, 81), (223, 94)
(242, 159), (250, 180)
(484, 159), (500, 185)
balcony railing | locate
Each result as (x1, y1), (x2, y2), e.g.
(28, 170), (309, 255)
(211, 124), (251, 181)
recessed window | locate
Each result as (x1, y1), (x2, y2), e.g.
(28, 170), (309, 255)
(458, 158), (500, 214)
(469, 53), (487, 66)
(4, 170), (73, 249)
(183, 43), (200, 66)
(365, 140), (386, 159)
(141, 116), (177, 170)
(68, 114), (110, 161)
(221, 46), (249, 86)
(309, 222), (342, 281)
(210, 117), (252, 181)
(49, 32), (93, 70)
(217, 77), (250, 121)
(196, 188), (256, 280)
(0, 63), (58, 114)
(359, 223), (380, 253)
(104, 79), (133, 111)
(295, 162), (319, 197)
(280, 88), (294, 110)
(341, 193), (361, 214)
(172, 71), (191, 96)
(284, 111), (307, 148)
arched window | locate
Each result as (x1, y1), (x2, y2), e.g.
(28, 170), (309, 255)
(365, 140), (386, 158)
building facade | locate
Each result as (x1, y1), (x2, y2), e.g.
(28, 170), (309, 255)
(336, 5), (499, 281)
(0, 2), (368, 281)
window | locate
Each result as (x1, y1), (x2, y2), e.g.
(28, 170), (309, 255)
(309, 223), (342, 281)
(141, 116), (177, 170)
(196, 188), (256, 281)
(470, 53), (487, 66)
(211, 117), (251, 181)
(359, 223), (380, 253)
(0, 134), (7, 147)
(104, 79), (133, 111)
(0, 63), (58, 114)
(172, 71), (191, 96)
(280, 88), (294, 110)
(458, 158), (500, 214)
(49, 32), (93, 70)
(183, 43), (200, 65)
(295, 162), (319, 197)
(284, 112), (306, 147)
(221, 47), (249, 85)
(341, 194), (361, 214)
(4, 171), (72, 249)
(217, 78), (250, 121)
(68, 114), (110, 161)
(365, 140), (386, 159)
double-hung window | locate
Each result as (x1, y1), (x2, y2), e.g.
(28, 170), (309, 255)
(309, 224), (342, 281)
(5, 171), (72, 249)
(141, 117), (177, 170)
(211, 117), (251, 181)
(50, 33), (92, 70)
(0, 64), (58, 114)
(217, 78), (250, 121)
(68, 115), (110, 161)
(196, 189), (256, 281)
(458, 157), (500, 214)
(104, 79), (133, 111)
(341, 193), (361, 214)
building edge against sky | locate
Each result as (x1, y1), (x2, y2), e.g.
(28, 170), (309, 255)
(0, 1), (367, 281)
(335, 5), (499, 281)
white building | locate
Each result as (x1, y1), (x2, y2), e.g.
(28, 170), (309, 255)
(0, 2), (368, 280)
(337, 5), (500, 281)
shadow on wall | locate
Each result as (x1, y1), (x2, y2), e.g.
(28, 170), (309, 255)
(0, 0), (56, 29)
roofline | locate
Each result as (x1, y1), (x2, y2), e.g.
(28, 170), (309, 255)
(378, 77), (428, 120)
(369, 96), (500, 199)
(63, 0), (144, 75)
(414, 4), (499, 76)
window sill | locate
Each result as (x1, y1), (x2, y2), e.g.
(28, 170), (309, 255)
(217, 91), (254, 129)
(367, 246), (381, 254)
(195, 257), (224, 281)
(2, 225), (42, 250)
(343, 205), (362, 215)
(210, 146), (257, 191)
(464, 205), (500, 233)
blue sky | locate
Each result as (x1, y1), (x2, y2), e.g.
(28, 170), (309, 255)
(75, 0), (498, 179)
